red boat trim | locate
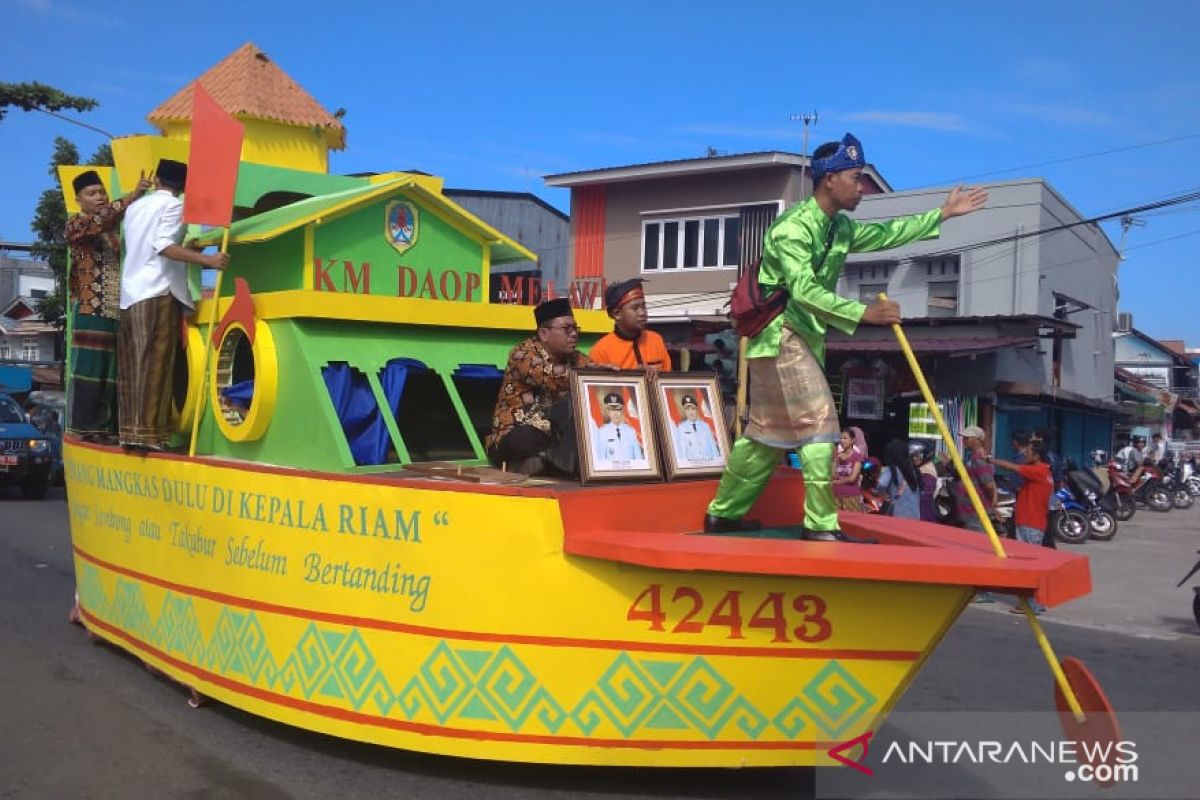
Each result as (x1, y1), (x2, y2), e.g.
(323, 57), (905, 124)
(74, 545), (921, 662)
(80, 609), (833, 751)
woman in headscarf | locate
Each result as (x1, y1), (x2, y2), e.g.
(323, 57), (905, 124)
(875, 439), (921, 519)
(833, 427), (867, 512)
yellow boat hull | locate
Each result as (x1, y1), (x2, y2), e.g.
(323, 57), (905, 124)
(66, 441), (1062, 767)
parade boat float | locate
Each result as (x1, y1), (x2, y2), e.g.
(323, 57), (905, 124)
(60, 50), (1099, 769)
(61, 160), (1095, 768)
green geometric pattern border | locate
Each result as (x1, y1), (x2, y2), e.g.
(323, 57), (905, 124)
(78, 565), (875, 741)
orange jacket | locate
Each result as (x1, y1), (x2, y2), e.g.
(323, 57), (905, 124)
(588, 329), (673, 371)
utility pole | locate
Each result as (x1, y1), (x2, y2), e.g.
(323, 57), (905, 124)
(789, 111), (819, 198)
(1116, 215), (1145, 262)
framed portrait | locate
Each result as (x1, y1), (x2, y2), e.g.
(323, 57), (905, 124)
(650, 373), (731, 479)
(571, 370), (663, 484)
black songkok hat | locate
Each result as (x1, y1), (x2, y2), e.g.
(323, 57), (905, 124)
(72, 170), (103, 195)
(603, 392), (624, 408)
(156, 158), (188, 185)
(604, 278), (646, 313)
(534, 297), (573, 327)
(681, 394), (698, 408)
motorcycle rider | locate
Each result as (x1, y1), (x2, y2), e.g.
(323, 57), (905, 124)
(1116, 436), (1148, 485)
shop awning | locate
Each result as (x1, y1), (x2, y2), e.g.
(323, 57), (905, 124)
(826, 335), (1037, 356)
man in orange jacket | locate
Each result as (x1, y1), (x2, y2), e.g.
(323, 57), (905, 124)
(587, 279), (672, 373)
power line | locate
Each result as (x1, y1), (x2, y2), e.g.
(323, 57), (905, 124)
(922, 131), (1200, 185)
(34, 108), (114, 140)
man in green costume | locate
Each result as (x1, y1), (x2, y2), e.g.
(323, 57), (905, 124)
(704, 133), (987, 541)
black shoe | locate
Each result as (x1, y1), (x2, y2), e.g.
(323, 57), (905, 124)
(703, 514), (763, 533)
(802, 527), (879, 544)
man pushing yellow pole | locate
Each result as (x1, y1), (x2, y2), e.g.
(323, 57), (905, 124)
(879, 293), (1086, 720)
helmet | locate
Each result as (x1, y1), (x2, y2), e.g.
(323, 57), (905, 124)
(907, 439), (934, 463)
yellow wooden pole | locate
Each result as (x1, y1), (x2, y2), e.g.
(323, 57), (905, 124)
(880, 293), (1084, 720)
(734, 337), (749, 437)
(187, 229), (228, 458)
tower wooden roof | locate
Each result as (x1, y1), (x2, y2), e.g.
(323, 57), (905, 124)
(147, 43), (345, 149)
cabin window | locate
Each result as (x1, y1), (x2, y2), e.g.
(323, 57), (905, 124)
(210, 321), (278, 442)
(451, 364), (504, 447)
(322, 362), (395, 466)
(216, 329), (255, 426)
(381, 359), (475, 462)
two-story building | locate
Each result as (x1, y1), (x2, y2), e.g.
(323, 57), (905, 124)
(1114, 320), (1200, 441)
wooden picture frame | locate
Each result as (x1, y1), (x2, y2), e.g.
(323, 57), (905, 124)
(650, 373), (731, 479)
(571, 370), (663, 484)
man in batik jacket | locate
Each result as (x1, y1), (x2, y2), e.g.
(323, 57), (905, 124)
(704, 133), (987, 541)
(64, 169), (149, 440)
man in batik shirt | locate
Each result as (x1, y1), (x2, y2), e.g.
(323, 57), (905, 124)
(486, 298), (594, 476)
(704, 133), (988, 541)
(64, 169), (149, 440)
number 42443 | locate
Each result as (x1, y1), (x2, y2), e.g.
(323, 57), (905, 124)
(626, 584), (831, 643)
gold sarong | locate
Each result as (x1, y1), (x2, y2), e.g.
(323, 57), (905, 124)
(744, 327), (840, 450)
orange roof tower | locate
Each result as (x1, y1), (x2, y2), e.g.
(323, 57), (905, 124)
(146, 43), (345, 173)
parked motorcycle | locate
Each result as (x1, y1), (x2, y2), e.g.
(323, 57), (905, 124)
(1050, 486), (1092, 545)
(1064, 466), (1118, 541)
(1182, 457), (1200, 497)
(1176, 550), (1200, 631)
(1107, 460), (1172, 516)
(1160, 460), (1195, 510)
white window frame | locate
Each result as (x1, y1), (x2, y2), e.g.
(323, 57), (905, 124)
(21, 337), (38, 361)
(641, 212), (740, 273)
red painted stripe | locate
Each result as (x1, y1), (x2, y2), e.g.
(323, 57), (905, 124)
(81, 609), (829, 751)
(74, 545), (920, 662)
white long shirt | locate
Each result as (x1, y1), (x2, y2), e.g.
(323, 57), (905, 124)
(121, 189), (193, 310)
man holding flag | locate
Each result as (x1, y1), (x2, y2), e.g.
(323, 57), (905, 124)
(117, 159), (229, 450)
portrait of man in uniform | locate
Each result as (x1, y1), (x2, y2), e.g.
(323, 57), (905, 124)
(570, 371), (662, 483)
(651, 375), (730, 479)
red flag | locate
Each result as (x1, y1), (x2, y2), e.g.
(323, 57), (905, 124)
(183, 82), (244, 227)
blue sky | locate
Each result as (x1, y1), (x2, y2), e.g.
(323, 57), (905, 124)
(3, 0), (1198, 342)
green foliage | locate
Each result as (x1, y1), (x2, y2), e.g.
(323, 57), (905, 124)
(28, 137), (111, 327)
(0, 81), (97, 122)
(87, 141), (114, 167)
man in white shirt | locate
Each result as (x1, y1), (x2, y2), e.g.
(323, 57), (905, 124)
(118, 159), (228, 450)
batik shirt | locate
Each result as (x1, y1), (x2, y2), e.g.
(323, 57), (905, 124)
(952, 445), (996, 520)
(65, 197), (132, 320)
(485, 337), (592, 450)
(749, 197), (942, 365)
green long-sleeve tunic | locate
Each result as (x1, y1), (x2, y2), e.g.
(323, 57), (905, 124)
(748, 197), (943, 365)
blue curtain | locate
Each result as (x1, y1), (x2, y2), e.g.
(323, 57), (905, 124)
(321, 359), (430, 466)
(452, 363), (504, 381)
(220, 380), (255, 404)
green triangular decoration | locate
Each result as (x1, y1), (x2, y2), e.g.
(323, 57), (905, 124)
(645, 703), (689, 730)
(320, 673), (344, 699)
(321, 631), (344, 653)
(458, 693), (497, 721)
(456, 650), (492, 676)
(642, 660), (683, 687)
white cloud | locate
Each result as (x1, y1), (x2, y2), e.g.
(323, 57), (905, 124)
(997, 101), (1112, 128)
(838, 110), (971, 133)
